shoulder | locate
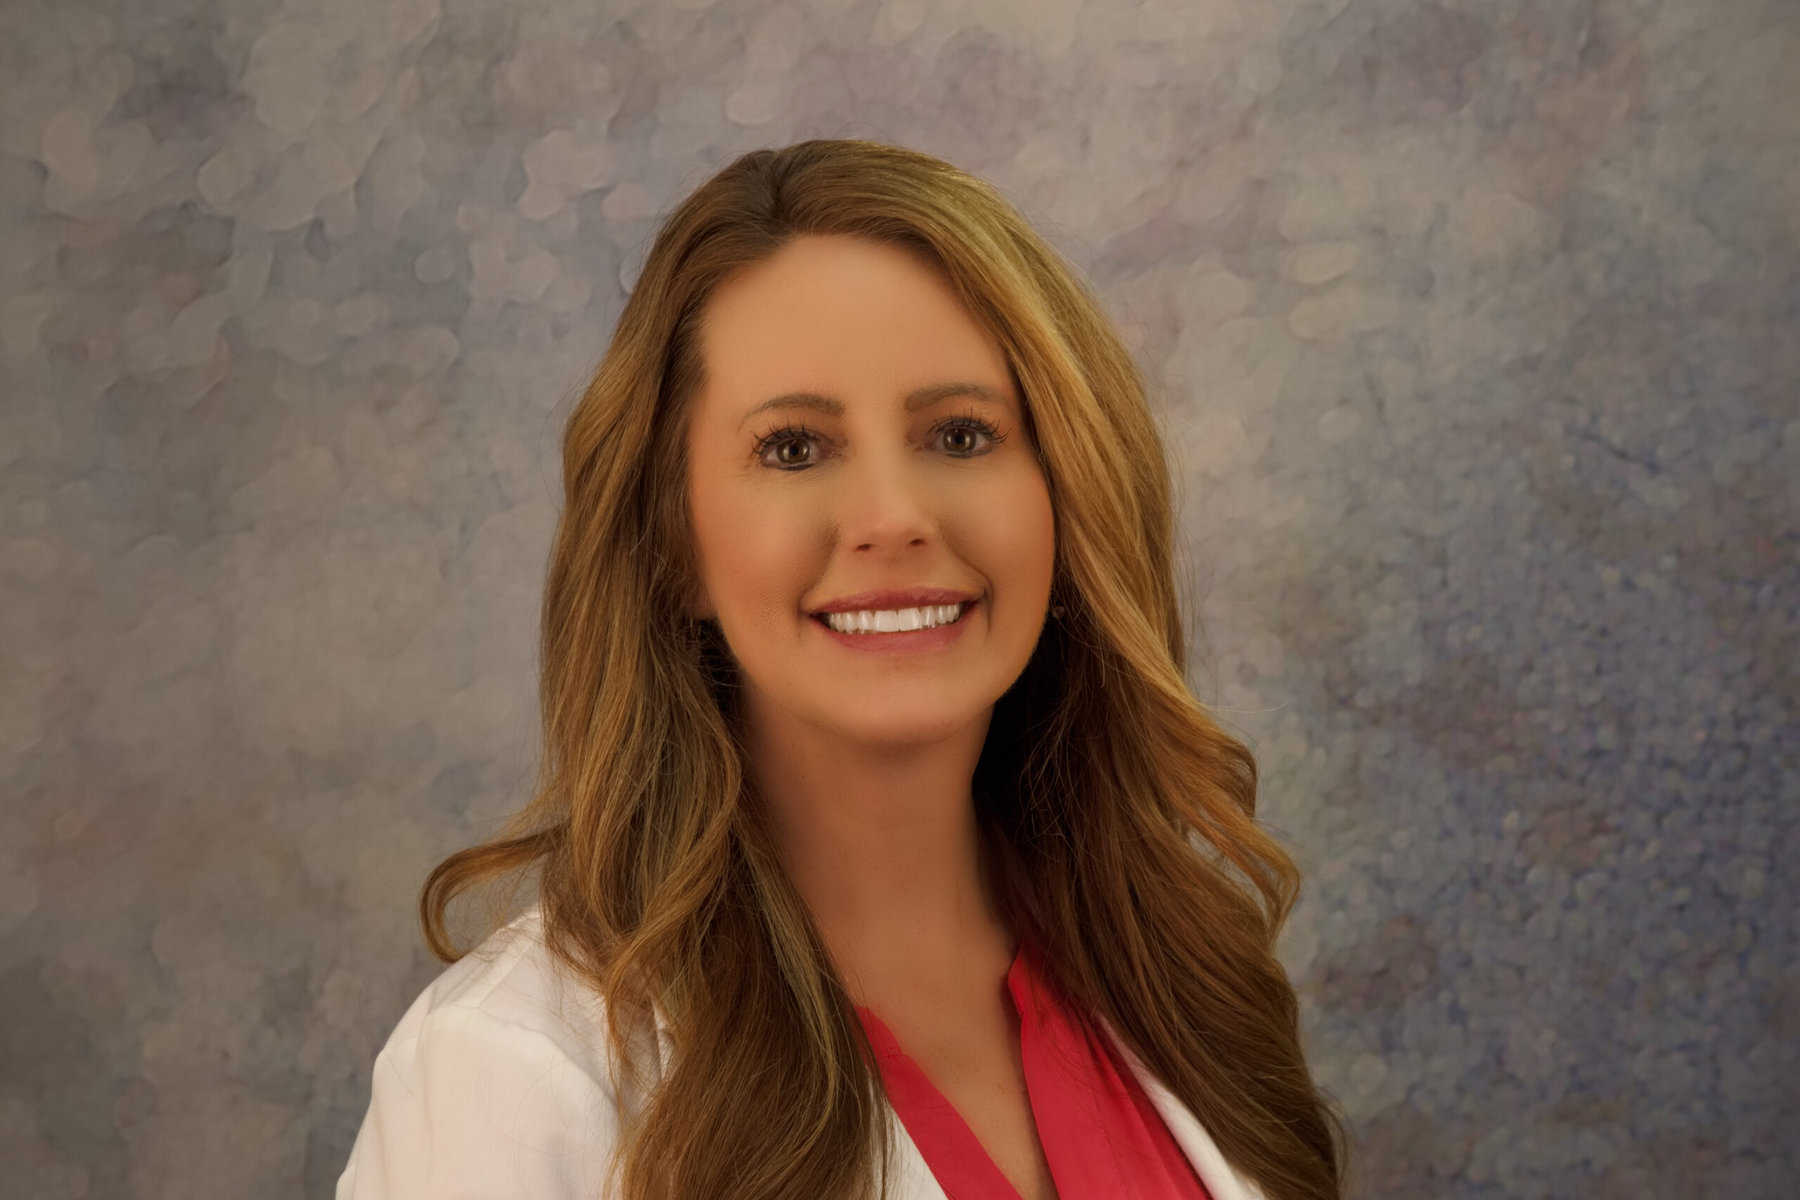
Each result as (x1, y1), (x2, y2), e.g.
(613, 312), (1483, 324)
(337, 903), (655, 1199)
(386, 903), (626, 1078)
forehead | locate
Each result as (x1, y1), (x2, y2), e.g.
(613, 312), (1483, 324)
(693, 235), (1015, 416)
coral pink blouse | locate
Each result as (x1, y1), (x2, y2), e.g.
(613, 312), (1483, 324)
(854, 937), (1215, 1200)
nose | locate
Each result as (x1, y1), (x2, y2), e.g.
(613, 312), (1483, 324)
(833, 452), (942, 551)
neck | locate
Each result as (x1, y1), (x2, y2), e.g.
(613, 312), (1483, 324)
(742, 697), (1011, 999)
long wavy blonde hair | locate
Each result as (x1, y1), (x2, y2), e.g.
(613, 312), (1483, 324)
(421, 137), (1345, 1199)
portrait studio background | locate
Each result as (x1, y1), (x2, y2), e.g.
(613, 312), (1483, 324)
(3, 0), (1795, 1195)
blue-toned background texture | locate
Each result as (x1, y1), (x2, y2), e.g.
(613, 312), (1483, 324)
(4, 0), (1794, 1195)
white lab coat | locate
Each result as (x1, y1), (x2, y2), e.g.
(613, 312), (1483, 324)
(336, 904), (1267, 1200)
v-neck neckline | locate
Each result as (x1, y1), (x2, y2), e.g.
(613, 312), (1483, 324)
(852, 937), (1051, 1200)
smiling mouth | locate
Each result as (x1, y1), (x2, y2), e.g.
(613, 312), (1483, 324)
(809, 600), (976, 634)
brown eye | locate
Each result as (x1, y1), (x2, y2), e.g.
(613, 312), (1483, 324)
(753, 424), (827, 469)
(932, 415), (1006, 457)
(753, 414), (1007, 471)
(944, 426), (976, 453)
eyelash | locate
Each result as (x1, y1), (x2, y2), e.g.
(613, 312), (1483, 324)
(752, 409), (1009, 469)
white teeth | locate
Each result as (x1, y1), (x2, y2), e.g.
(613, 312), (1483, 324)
(822, 603), (965, 634)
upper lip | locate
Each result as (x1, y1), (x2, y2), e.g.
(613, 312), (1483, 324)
(809, 588), (980, 615)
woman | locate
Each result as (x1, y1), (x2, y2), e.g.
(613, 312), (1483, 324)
(338, 138), (1346, 1200)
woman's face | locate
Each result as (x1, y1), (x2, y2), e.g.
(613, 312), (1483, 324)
(684, 233), (1056, 750)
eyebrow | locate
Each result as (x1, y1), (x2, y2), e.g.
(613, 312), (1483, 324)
(737, 382), (1009, 429)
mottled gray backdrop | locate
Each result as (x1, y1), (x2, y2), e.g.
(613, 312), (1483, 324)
(4, 0), (1795, 1195)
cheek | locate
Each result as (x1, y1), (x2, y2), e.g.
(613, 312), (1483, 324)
(973, 473), (1057, 600)
(694, 493), (810, 611)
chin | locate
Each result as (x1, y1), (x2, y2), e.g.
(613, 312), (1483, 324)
(822, 701), (984, 747)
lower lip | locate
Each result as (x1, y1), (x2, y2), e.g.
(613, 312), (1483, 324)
(810, 601), (979, 654)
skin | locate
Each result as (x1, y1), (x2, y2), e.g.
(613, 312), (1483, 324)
(682, 233), (1057, 1002)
